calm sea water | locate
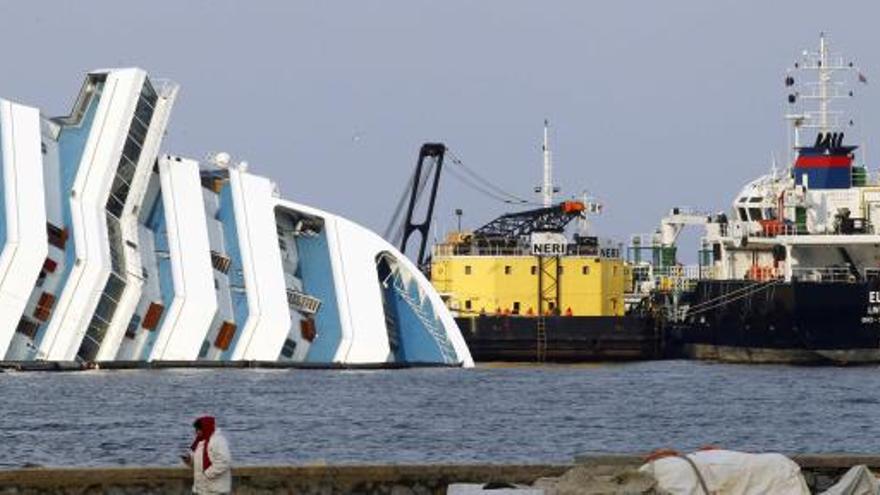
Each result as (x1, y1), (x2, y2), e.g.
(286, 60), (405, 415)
(0, 360), (878, 468)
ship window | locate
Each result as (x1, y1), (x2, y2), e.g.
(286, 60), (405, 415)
(465, 265), (472, 275)
(738, 208), (748, 221)
(738, 197), (747, 203)
(749, 197), (763, 203)
(280, 338), (297, 359)
(504, 265), (512, 275)
(47, 223), (68, 249)
(465, 300), (472, 310)
(582, 266), (590, 275)
(530, 266), (536, 275)
(15, 318), (39, 339)
(124, 314), (141, 339)
(215, 321), (237, 350)
(748, 208), (762, 221)
(513, 302), (520, 314)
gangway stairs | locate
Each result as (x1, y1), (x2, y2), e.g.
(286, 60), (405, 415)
(388, 267), (458, 364)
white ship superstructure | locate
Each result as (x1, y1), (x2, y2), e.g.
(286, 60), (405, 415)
(629, 35), (880, 364)
(638, 35), (878, 288)
(0, 69), (473, 368)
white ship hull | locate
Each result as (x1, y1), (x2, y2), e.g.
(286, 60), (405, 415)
(0, 69), (473, 368)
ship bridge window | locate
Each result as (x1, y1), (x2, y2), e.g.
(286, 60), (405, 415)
(764, 208), (777, 220)
(738, 197), (748, 203)
(748, 208), (763, 221)
(749, 197), (763, 203)
(738, 208), (748, 221)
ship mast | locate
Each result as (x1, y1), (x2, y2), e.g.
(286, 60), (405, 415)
(785, 33), (859, 161)
(542, 119), (554, 207)
(819, 34), (830, 132)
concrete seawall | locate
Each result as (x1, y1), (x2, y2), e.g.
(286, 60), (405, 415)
(0, 464), (569, 494)
(1, 456), (879, 493)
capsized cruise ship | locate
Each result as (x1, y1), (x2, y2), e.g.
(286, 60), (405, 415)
(0, 68), (472, 367)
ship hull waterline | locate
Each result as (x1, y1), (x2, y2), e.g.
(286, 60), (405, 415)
(456, 315), (661, 363)
(665, 279), (880, 365)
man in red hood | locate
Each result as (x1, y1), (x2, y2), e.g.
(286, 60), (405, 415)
(182, 416), (232, 494)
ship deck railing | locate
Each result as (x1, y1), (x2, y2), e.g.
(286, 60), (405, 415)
(643, 265), (874, 286)
(791, 266), (876, 283)
(643, 265), (712, 293)
(749, 223), (876, 238)
(432, 243), (614, 258)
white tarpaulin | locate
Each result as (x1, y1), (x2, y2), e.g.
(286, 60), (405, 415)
(639, 450), (810, 494)
(819, 465), (880, 495)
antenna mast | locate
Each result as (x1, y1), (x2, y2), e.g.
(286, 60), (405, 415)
(784, 33), (859, 158)
(819, 33), (830, 132)
(537, 119), (560, 207)
(543, 119), (553, 206)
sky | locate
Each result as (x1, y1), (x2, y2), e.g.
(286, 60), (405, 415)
(1, 1), (879, 258)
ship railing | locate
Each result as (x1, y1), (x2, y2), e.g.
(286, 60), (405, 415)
(750, 222), (801, 238)
(751, 222), (877, 238)
(700, 266), (717, 279)
(651, 264), (703, 293)
(432, 243), (613, 258)
(651, 265), (702, 280)
(791, 266), (858, 283)
(388, 269), (458, 364)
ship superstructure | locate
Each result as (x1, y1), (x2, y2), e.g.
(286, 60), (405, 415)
(634, 35), (880, 363)
(432, 121), (626, 318)
(430, 121), (655, 362)
(0, 69), (472, 367)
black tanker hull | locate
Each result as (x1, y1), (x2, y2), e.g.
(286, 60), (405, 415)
(456, 315), (660, 362)
(668, 279), (880, 364)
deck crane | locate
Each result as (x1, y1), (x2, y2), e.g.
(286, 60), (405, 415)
(388, 141), (588, 260)
(468, 201), (587, 247)
(396, 143), (446, 269)
(659, 208), (711, 247)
